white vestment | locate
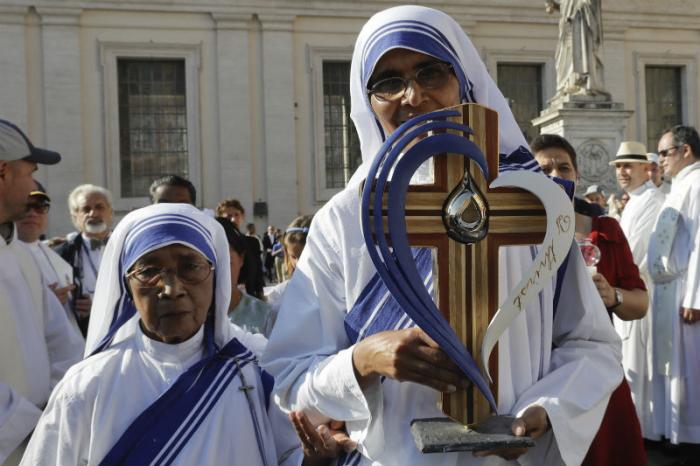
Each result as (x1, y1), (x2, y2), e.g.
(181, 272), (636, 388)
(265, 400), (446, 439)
(614, 181), (665, 439)
(0, 230), (84, 464)
(23, 240), (82, 338)
(649, 161), (700, 444)
(22, 204), (304, 466)
(263, 188), (623, 466)
(21, 320), (300, 466)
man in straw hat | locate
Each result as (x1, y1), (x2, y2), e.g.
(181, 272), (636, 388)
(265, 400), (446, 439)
(0, 118), (83, 464)
(610, 140), (665, 441)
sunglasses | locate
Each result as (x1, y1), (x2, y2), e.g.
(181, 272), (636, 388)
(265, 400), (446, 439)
(26, 203), (50, 214)
(658, 145), (681, 158)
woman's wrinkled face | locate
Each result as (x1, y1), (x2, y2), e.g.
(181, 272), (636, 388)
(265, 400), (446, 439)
(127, 244), (214, 344)
(368, 48), (460, 137)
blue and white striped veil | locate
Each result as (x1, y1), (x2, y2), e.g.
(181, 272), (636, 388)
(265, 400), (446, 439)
(347, 5), (541, 187)
(84, 203), (234, 357)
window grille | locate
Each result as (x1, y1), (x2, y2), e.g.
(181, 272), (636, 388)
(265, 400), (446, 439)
(117, 59), (188, 198)
(323, 61), (361, 189)
(645, 66), (682, 151)
(497, 63), (544, 144)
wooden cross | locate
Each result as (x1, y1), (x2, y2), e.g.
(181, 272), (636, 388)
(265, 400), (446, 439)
(374, 103), (548, 425)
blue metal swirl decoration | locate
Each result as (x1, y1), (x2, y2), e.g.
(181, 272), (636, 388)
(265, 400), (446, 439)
(360, 108), (497, 412)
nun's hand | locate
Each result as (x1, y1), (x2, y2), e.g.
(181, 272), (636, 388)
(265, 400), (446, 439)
(292, 412), (356, 466)
(473, 405), (550, 461)
(351, 328), (471, 393)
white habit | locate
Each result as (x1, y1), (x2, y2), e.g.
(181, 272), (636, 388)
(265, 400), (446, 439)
(21, 320), (297, 466)
(264, 6), (622, 466)
(614, 180), (665, 439)
(23, 240), (82, 338)
(0, 227), (84, 464)
(21, 204), (302, 466)
(263, 190), (623, 466)
(648, 161), (700, 443)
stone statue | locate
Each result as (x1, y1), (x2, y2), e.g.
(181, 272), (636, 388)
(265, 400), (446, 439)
(546, 0), (608, 97)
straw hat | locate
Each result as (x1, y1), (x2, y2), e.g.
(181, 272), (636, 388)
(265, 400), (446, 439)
(609, 141), (649, 165)
(647, 152), (660, 164)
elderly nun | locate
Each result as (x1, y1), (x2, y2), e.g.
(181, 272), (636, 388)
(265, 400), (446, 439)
(20, 204), (301, 465)
(262, 5), (622, 466)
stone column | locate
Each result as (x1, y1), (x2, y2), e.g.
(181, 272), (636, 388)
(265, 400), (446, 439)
(212, 13), (254, 211)
(36, 7), (84, 235)
(259, 14), (298, 227)
(0, 6), (29, 129)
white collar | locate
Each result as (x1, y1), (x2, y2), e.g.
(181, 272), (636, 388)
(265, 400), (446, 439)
(137, 321), (205, 364)
(673, 161), (700, 184)
(628, 180), (654, 198)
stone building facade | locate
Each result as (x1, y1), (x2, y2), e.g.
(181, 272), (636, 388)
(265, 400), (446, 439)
(0, 0), (698, 235)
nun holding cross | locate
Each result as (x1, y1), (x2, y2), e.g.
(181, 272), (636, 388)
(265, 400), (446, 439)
(20, 204), (318, 466)
(263, 6), (623, 466)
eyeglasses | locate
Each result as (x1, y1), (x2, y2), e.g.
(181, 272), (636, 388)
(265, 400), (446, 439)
(658, 145), (681, 158)
(367, 61), (455, 102)
(26, 203), (50, 214)
(126, 262), (215, 287)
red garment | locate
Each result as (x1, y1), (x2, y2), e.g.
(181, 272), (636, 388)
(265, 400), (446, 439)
(582, 216), (647, 466)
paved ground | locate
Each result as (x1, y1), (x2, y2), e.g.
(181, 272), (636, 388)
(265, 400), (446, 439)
(647, 448), (677, 466)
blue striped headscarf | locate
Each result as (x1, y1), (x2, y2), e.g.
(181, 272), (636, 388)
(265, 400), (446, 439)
(347, 5), (541, 187)
(84, 203), (234, 357)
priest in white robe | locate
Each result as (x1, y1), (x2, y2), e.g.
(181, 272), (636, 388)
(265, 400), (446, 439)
(610, 142), (665, 439)
(21, 204), (307, 466)
(649, 126), (700, 448)
(262, 6), (622, 466)
(0, 118), (84, 465)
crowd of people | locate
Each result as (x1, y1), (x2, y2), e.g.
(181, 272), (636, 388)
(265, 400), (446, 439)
(1, 4), (699, 466)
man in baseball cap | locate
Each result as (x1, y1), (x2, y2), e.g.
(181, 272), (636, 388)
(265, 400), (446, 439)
(583, 184), (607, 211)
(0, 119), (60, 225)
(0, 119), (82, 464)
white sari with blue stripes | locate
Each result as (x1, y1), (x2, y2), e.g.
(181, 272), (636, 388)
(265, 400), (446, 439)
(21, 204), (301, 466)
(263, 6), (622, 466)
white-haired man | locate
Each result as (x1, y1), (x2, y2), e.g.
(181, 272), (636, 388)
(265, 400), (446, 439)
(0, 118), (83, 463)
(610, 141), (665, 440)
(55, 184), (114, 336)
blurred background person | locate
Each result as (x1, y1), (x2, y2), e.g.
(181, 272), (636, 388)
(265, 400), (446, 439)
(55, 184), (114, 336)
(216, 198), (245, 228)
(271, 231), (285, 283)
(265, 215), (313, 316)
(16, 182), (80, 338)
(262, 225), (276, 282)
(216, 217), (274, 336)
(149, 174), (196, 205)
(583, 184), (608, 212)
(646, 152), (671, 194)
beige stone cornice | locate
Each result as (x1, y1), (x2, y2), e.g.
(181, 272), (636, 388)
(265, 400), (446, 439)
(210, 12), (252, 31)
(34, 6), (82, 26)
(258, 14), (295, 33)
(0, 5), (28, 25)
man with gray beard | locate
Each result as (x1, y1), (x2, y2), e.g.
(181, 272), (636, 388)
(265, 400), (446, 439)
(55, 184), (114, 336)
